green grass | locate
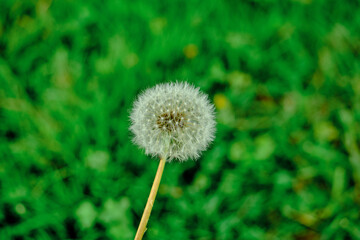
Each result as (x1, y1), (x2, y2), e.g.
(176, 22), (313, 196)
(1, 0), (360, 239)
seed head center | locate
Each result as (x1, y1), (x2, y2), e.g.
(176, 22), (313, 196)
(157, 111), (186, 132)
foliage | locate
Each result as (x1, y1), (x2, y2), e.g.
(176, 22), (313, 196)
(1, 0), (360, 239)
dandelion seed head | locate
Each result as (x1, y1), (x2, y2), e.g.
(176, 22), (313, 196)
(130, 81), (216, 161)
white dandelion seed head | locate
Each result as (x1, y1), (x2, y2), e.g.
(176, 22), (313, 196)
(130, 81), (216, 162)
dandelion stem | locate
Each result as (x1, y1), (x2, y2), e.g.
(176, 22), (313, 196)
(134, 157), (166, 240)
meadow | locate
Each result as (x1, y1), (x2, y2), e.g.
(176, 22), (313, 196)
(1, 0), (360, 239)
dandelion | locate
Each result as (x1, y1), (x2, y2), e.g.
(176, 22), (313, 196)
(130, 81), (216, 239)
(130, 81), (216, 161)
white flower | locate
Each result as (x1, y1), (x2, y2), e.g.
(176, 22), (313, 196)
(130, 82), (216, 161)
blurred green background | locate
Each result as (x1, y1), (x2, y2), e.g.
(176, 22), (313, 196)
(1, 0), (360, 239)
